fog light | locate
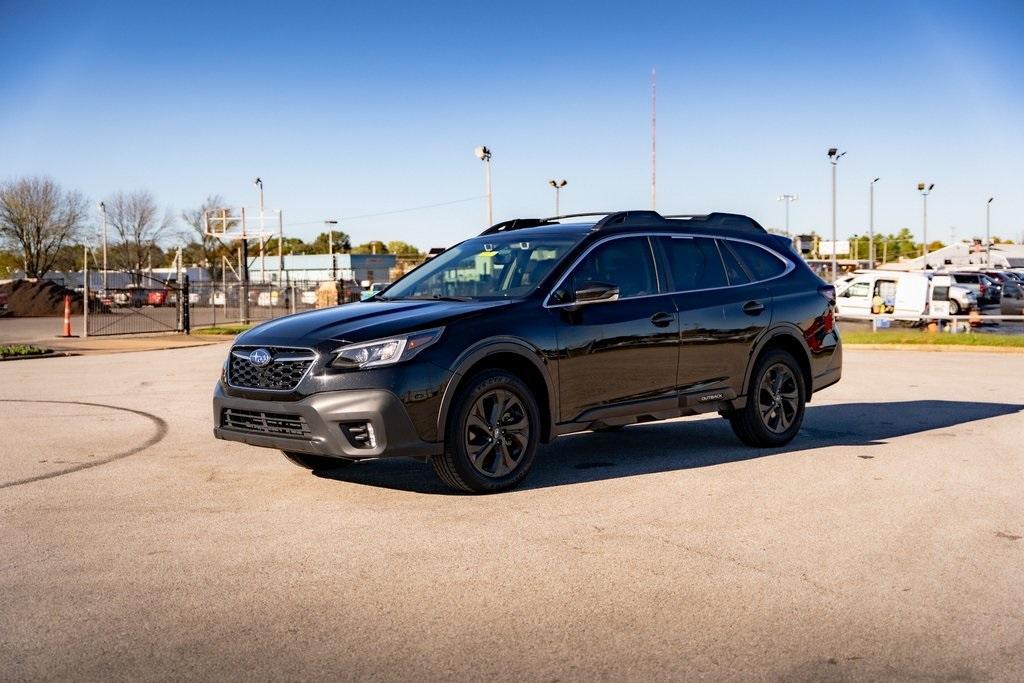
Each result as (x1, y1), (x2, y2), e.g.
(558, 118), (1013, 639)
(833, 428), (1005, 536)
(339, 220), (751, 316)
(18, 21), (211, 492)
(342, 421), (378, 449)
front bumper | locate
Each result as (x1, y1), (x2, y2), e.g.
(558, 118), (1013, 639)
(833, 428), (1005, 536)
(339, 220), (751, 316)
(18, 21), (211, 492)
(213, 383), (442, 460)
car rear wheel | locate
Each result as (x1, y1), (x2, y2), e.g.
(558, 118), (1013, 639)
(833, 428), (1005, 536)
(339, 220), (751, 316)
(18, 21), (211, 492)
(281, 451), (355, 470)
(431, 370), (540, 494)
(727, 349), (806, 448)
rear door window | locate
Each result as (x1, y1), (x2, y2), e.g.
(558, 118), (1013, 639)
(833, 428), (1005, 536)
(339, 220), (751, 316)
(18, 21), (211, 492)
(659, 237), (728, 291)
(717, 240), (751, 285)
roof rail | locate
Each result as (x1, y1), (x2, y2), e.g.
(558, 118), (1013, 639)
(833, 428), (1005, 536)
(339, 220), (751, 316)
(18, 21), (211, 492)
(663, 212), (767, 234)
(480, 210), (767, 236)
(479, 218), (554, 235)
(538, 211), (622, 222)
(592, 210), (668, 231)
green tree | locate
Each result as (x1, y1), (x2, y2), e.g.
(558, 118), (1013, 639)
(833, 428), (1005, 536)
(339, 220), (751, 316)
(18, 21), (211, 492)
(386, 240), (421, 256)
(351, 240), (388, 255)
(264, 236), (308, 255)
(309, 230), (351, 254)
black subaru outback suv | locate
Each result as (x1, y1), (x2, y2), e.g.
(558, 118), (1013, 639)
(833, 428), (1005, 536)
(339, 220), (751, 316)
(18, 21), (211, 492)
(214, 210), (842, 493)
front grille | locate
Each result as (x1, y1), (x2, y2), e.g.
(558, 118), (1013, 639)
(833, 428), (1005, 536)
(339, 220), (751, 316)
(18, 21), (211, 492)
(221, 408), (310, 438)
(228, 346), (315, 391)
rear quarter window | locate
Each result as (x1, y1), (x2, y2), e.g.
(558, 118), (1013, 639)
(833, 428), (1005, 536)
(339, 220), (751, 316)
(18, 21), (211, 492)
(726, 241), (788, 281)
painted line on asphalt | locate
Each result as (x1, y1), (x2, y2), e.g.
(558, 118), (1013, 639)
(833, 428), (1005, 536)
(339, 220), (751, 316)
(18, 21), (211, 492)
(0, 399), (168, 490)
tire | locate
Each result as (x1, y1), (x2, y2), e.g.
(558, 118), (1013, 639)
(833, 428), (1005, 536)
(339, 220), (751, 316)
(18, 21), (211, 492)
(431, 369), (541, 494)
(281, 451), (355, 470)
(949, 299), (961, 315)
(727, 349), (806, 448)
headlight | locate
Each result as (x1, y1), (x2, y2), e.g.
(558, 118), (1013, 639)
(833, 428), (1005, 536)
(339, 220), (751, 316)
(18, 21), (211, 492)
(330, 327), (444, 369)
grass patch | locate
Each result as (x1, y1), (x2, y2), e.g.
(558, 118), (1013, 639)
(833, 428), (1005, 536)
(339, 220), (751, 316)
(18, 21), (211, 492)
(843, 331), (1024, 347)
(193, 324), (254, 336)
(0, 344), (52, 358)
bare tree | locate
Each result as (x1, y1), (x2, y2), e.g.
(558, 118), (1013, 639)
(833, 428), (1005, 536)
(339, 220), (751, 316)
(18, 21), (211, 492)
(104, 190), (176, 282)
(181, 195), (233, 268)
(0, 177), (87, 278)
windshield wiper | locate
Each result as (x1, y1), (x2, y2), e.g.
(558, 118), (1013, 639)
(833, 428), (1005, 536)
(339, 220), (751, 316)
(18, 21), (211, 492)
(388, 294), (474, 302)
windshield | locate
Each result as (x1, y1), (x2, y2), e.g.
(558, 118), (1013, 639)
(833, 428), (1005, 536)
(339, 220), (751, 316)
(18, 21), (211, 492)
(380, 235), (579, 301)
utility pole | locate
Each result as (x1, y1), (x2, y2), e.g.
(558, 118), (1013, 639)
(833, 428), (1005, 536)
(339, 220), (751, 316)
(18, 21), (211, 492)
(98, 202), (108, 292)
(475, 146), (493, 225)
(986, 197), (994, 265)
(651, 67), (657, 210)
(827, 148), (846, 281)
(777, 194), (798, 236)
(548, 179), (567, 215)
(869, 178), (880, 267)
(325, 219), (339, 281)
(918, 183), (934, 268)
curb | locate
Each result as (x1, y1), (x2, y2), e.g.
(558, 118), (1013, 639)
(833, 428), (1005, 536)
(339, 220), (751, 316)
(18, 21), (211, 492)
(845, 343), (1024, 354)
(0, 351), (76, 362)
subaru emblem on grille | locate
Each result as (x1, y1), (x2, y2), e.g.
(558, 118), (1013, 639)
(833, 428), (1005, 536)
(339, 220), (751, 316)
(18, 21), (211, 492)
(248, 348), (272, 367)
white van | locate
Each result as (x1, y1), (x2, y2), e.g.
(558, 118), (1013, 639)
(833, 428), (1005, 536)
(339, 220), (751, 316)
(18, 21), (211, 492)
(836, 271), (976, 318)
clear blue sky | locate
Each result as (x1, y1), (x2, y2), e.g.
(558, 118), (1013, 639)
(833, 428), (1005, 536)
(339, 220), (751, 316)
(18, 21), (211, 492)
(2, 0), (1022, 249)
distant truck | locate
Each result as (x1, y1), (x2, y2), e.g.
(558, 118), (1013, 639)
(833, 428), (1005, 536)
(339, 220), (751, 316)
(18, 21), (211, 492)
(835, 271), (976, 318)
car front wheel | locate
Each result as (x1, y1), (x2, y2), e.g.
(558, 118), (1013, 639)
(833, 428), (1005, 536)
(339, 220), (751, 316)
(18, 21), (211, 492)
(727, 349), (806, 448)
(431, 370), (540, 494)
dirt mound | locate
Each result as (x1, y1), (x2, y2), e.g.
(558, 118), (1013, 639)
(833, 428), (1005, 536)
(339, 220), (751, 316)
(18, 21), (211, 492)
(0, 280), (106, 317)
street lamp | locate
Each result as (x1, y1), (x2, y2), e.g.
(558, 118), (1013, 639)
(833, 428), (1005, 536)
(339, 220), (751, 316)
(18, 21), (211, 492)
(97, 201), (108, 292)
(549, 179), (568, 215)
(827, 148), (846, 280)
(777, 194), (798, 236)
(917, 183), (934, 267)
(869, 177), (880, 266)
(986, 197), (994, 265)
(474, 146), (492, 226)
(325, 219), (339, 280)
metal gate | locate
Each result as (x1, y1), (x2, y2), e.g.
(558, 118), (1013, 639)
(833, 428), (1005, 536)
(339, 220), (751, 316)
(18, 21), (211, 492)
(85, 271), (188, 336)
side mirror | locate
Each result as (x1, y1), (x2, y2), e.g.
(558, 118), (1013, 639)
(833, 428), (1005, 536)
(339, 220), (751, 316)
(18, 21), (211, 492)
(574, 281), (619, 304)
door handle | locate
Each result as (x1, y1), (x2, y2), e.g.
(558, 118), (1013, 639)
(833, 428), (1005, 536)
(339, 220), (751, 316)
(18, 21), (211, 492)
(742, 300), (766, 316)
(650, 311), (675, 327)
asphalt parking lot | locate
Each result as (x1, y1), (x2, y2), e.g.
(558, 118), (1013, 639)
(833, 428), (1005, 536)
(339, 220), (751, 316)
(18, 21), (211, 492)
(1, 344), (1022, 680)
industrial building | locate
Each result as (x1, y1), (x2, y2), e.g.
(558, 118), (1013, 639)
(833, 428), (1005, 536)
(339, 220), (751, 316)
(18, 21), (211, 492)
(247, 253), (398, 285)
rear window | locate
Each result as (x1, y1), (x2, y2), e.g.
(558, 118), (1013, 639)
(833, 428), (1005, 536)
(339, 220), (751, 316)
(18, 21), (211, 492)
(659, 237), (728, 291)
(717, 240), (750, 285)
(727, 241), (787, 281)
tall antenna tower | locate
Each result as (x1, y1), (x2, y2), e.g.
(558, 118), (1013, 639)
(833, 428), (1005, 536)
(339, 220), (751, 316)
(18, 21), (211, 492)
(651, 68), (657, 210)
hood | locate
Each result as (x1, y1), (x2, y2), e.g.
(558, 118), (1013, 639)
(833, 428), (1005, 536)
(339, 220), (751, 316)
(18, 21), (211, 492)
(236, 299), (516, 347)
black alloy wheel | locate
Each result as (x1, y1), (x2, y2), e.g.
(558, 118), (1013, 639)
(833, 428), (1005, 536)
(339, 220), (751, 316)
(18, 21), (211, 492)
(463, 388), (531, 478)
(432, 370), (540, 493)
(726, 349), (806, 447)
(757, 363), (800, 434)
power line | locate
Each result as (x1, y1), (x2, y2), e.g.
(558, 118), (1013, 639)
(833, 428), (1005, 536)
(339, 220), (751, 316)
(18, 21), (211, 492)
(286, 195), (487, 228)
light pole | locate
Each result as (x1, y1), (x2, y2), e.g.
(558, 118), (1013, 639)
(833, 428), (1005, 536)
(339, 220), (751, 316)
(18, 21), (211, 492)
(827, 148), (846, 280)
(325, 219), (338, 281)
(98, 201), (108, 292)
(869, 178), (880, 266)
(918, 183), (934, 268)
(777, 194), (798, 236)
(986, 197), (994, 265)
(474, 146), (492, 226)
(549, 179), (567, 215)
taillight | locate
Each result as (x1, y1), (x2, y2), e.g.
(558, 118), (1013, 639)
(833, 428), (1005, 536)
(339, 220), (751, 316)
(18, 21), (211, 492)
(818, 285), (836, 305)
